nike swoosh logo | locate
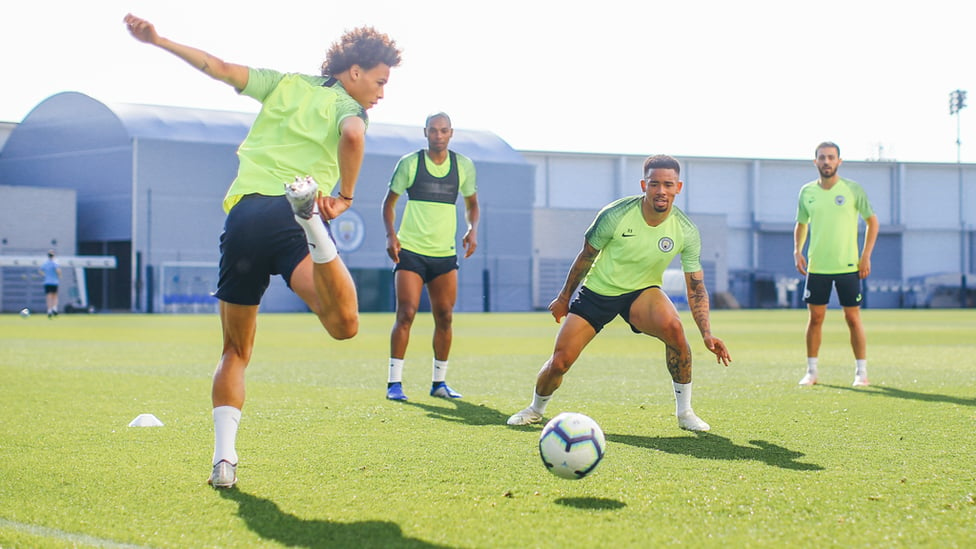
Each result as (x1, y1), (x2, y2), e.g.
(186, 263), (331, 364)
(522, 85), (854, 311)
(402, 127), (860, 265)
(308, 243), (317, 248)
(621, 234), (635, 238)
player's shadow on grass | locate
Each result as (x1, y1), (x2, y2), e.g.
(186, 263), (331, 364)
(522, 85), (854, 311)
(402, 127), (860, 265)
(820, 384), (976, 407)
(399, 398), (511, 426)
(554, 497), (627, 511)
(607, 432), (824, 471)
(218, 488), (452, 549)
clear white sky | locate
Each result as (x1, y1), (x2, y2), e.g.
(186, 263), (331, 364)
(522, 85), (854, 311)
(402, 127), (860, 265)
(3, 0), (974, 163)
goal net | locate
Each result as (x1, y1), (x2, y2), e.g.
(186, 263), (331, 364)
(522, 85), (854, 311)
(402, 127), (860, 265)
(158, 262), (219, 314)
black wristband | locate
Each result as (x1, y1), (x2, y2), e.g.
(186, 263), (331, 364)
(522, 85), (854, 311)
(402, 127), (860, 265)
(338, 192), (354, 201)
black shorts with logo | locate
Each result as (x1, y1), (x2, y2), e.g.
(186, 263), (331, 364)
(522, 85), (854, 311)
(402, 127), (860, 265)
(394, 248), (458, 283)
(214, 194), (322, 306)
(803, 272), (862, 307)
(568, 285), (657, 334)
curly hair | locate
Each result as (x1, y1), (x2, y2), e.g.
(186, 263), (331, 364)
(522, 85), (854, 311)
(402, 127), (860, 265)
(321, 26), (402, 77)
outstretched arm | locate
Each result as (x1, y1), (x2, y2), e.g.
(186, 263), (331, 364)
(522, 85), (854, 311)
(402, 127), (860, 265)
(124, 14), (249, 91)
(685, 270), (731, 366)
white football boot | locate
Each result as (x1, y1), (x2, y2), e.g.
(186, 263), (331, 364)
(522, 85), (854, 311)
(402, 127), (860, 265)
(284, 175), (319, 220)
(677, 410), (710, 432)
(506, 408), (543, 426)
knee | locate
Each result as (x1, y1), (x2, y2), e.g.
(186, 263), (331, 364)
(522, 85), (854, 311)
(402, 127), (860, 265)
(327, 311), (359, 340)
(221, 343), (252, 368)
(432, 308), (453, 329)
(658, 318), (688, 347)
(808, 309), (826, 324)
(547, 353), (574, 376)
(395, 305), (418, 326)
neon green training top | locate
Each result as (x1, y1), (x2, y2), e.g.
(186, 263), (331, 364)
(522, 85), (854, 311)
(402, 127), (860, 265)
(583, 196), (702, 297)
(795, 177), (874, 274)
(389, 151), (477, 257)
(222, 68), (367, 212)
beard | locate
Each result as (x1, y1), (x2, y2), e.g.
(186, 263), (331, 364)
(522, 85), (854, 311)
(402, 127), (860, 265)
(818, 165), (836, 178)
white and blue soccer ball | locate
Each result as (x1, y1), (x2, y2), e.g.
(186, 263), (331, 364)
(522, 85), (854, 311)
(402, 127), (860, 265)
(19, 308), (30, 318)
(538, 412), (606, 480)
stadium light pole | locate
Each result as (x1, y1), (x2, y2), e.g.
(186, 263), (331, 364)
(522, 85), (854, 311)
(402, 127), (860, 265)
(949, 89), (968, 307)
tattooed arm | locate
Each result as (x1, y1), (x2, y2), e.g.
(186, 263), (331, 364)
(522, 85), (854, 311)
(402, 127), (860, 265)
(548, 240), (599, 323)
(684, 270), (731, 366)
(125, 14), (249, 91)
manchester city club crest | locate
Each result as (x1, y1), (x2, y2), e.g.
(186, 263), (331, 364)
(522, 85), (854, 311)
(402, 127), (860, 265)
(333, 208), (365, 253)
(835, 195), (846, 205)
(658, 236), (674, 253)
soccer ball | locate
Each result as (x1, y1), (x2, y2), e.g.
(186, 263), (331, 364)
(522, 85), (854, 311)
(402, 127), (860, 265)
(19, 308), (30, 318)
(538, 412), (606, 480)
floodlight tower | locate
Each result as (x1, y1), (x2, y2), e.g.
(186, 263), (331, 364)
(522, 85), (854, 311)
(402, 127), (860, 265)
(950, 89), (967, 162)
(949, 89), (969, 307)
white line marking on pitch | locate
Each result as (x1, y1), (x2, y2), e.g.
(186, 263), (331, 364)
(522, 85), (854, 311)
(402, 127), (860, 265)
(0, 517), (154, 548)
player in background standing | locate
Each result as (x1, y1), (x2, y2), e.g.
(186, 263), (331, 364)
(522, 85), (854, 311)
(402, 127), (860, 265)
(507, 155), (731, 431)
(40, 249), (61, 318)
(382, 113), (479, 401)
(794, 141), (878, 387)
(125, 13), (401, 488)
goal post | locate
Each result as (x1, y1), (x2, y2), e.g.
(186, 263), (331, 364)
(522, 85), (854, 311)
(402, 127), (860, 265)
(157, 261), (219, 314)
(0, 255), (116, 313)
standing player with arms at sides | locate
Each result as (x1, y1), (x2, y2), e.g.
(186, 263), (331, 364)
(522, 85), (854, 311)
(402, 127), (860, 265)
(794, 141), (878, 387)
(382, 113), (479, 401)
(124, 14), (401, 488)
(40, 249), (61, 318)
(507, 155), (731, 432)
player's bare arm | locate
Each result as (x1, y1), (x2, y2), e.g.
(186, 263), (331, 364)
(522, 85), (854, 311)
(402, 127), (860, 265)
(685, 270), (731, 366)
(793, 222), (809, 275)
(549, 241), (599, 322)
(124, 14), (249, 91)
(382, 190), (402, 262)
(859, 214), (879, 279)
(320, 116), (366, 221)
(461, 193), (480, 258)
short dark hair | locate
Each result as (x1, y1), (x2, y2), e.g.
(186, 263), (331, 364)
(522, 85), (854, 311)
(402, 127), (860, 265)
(815, 141), (840, 157)
(321, 26), (402, 77)
(643, 154), (681, 177)
(425, 112), (451, 128)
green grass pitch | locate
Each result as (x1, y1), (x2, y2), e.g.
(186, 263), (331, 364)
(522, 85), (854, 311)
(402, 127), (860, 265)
(1, 309), (974, 548)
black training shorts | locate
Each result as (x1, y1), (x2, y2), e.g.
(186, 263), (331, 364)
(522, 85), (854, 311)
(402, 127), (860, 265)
(393, 248), (458, 284)
(568, 285), (657, 334)
(214, 194), (315, 306)
(803, 272), (862, 307)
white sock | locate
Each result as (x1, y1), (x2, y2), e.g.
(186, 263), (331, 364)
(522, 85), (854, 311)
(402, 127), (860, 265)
(531, 392), (551, 414)
(212, 405), (241, 466)
(673, 381), (693, 416)
(294, 214), (338, 264)
(855, 359), (867, 377)
(807, 357), (819, 375)
(388, 358), (404, 384)
(432, 359), (448, 383)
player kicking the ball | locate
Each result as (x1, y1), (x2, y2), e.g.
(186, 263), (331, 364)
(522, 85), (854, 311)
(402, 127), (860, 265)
(507, 155), (731, 432)
(125, 14), (401, 488)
